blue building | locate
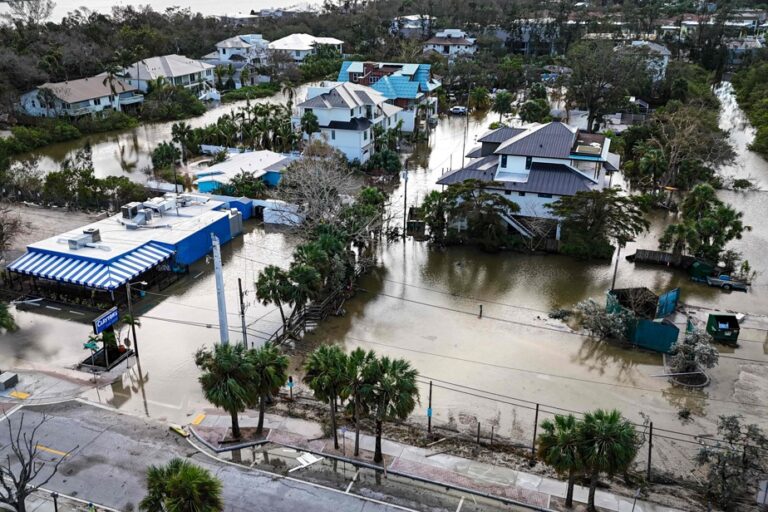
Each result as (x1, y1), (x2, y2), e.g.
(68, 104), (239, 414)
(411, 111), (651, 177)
(5, 194), (243, 306)
(337, 61), (441, 132)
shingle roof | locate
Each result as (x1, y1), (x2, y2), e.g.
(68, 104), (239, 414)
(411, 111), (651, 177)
(496, 123), (576, 158)
(217, 36), (254, 48)
(424, 37), (475, 45)
(39, 76), (137, 103)
(437, 161), (593, 196)
(122, 54), (214, 81)
(477, 126), (526, 143)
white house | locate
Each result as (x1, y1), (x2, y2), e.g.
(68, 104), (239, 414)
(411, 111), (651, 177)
(390, 15), (434, 39)
(629, 41), (671, 82)
(268, 33), (343, 63)
(437, 123), (618, 239)
(294, 81), (403, 163)
(208, 34), (270, 65)
(119, 54), (215, 93)
(423, 29), (477, 60)
(194, 150), (296, 193)
(19, 76), (143, 118)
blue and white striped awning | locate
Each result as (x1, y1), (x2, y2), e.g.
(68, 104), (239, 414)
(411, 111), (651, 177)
(7, 242), (174, 291)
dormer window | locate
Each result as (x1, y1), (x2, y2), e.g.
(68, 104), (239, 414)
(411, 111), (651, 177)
(525, 156), (533, 170)
(501, 155), (508, 167)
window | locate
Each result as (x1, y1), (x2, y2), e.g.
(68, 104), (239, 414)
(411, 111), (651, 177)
(501, 155), (507, 167)
(525, 156), (533, 169)
(331, 130), (336, 140)
(519, 192), (526, 197)
(94, 98), (101, 106)
(295, 50), (300, 57)
(363, 130), (368, 141)
(538, 193), (553, 198)
(350, 108), (354, 117)
(31, 100), (36, 108)
(305, 108), (313, 114)
(504, 190), (511, 195)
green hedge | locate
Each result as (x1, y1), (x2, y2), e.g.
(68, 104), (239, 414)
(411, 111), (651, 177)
(221, 82), (281, 103)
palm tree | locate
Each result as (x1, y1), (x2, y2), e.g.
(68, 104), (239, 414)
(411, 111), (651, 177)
(194, 343), (258, 440)
(0, 302), (17, 332)
(102, 61), (122, 96)
(303, 345), (349, 450)
(286, 264), (322, 320)
(469, 86), (491, 111)
(251, 343), (289, 435)
(361, 356), (419, 463)
(282, 83), (296, 109)
(538, 414), (583, 507)
(300, 111), (320, 142)
(492, 91), (514, 122)
(171, 122), (193, 163)
(255, 265), (290, 329)
(140, 458), (223, 512)
(580, 409), (638, 512)
(342, 348), (377, 456)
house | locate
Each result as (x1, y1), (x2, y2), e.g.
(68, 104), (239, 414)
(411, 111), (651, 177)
(194, 150), (296, 193)
(267, 33), (343, 63)
(628, 41), (671, 82)
(391, 15), (434, 39)
(19, 76), (143, 118)
(726, 37), (764, 66)
(507, 18), (559, 55)
(423, 29), (477, 60)
(293, 81), (403, 163)
(337, 61), (441, 132)
(436, 122), (618, 239)
(119, 54), (215, 93)
(206, 34), (270, 66)
(5, 194), (242, 304)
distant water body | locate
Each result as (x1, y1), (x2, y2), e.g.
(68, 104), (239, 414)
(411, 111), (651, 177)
(0, 0), (321, 22)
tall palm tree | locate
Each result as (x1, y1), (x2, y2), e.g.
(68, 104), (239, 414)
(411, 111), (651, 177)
(102, 61), (122, 96)
(361, 356), (419, 463)
(194, 343), (258, 439)
(303, 345), (349, 450)
(140, 458), (223, 512)
(255, 265), (290, 329)
(538, 414), (583, 507)
(286, 264), (322, 320)
(492, 91), (514, 122)
(342, 348), (377, 456)
(580, 409), (638, 512)
(171, 122), (193, 163)
(251, 343), (289, 435)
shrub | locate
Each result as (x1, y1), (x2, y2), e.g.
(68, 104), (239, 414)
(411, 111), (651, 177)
(574, 298), (633, 340)
(221, 83), (280, 103)
(151, 141), (180, 169)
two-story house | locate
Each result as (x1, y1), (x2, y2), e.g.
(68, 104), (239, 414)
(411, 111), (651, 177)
(423, 29), (477, 61)
(208, 34), (270, 65)
(337, 61), (441, 133)
(437, 122), (618, 239)
(628, 41), (671, 82)
(268, 33), (343, 63)
(119, 54), (215, 93)
(293, 81), (402, 163)
(20, 76), (143, 118)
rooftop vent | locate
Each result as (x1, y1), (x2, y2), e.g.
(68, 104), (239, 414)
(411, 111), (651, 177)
(83, 228), (101, 243)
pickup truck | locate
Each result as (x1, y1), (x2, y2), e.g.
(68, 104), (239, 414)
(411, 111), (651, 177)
(705, 275), (749, 292)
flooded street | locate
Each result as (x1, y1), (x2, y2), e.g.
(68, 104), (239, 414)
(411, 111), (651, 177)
(1, 83), (766, 477)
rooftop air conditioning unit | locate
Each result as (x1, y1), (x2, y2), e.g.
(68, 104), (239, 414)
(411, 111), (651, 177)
(83, 228), (101, 243)
(67, 233), (91, 250)
(121, 202), (142, 220)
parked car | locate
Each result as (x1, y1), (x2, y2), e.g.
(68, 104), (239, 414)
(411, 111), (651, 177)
(705, 275), (749, 292)
(428, 114), (439, 126)
(449, 106), (467, 115)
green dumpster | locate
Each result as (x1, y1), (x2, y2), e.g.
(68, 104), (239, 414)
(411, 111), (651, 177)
(706, 314), (740, 344)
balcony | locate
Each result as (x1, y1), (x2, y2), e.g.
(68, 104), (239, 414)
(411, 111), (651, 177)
(119, 94), (144, 105)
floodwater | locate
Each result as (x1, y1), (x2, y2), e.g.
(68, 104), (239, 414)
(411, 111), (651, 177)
(1, 84), (767, 476)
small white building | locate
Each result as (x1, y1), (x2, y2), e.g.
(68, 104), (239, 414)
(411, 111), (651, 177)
(423, 29), (477, 60)
(120, 54), (215, 93)
(194, 150), (296, 193)
(268, 33), (343, 63)
(629, 41), (671, 82)
(391, 15), (434, 39)
(19, 76), (143, 118)
(207, 34), (270, 66)
(294, 81), (403, 163)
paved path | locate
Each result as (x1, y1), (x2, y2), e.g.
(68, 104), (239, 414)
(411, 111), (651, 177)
(197, 411), (684, 512)
(0, 401), (411, 512)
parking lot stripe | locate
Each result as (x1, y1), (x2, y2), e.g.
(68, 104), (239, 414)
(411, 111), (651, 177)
(36, 444), (69, 457)
(191, 413), (206, 426)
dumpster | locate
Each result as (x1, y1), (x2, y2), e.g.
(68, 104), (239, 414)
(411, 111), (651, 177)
(706, 313), (740, 344)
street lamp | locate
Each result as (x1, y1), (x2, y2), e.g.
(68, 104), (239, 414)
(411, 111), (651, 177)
(51, 492), (59, 512)
(126, 280), (148, 357)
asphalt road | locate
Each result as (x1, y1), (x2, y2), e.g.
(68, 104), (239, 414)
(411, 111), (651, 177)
(0, 401), (410, 512)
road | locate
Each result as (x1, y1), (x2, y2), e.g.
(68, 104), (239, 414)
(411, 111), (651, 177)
(0, 401), (411, 512)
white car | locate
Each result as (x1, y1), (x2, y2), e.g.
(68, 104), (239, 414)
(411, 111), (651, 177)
(449, 106), (468, 115)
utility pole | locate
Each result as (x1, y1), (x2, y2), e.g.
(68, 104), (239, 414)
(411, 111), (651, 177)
(401, 167), (408, 239)
(238, 277), (248, 346)
(126, 280), (147, 358)
(427, 380), (433, 434)
(611, 245), (622, 291)
(211, 233), (229, 345)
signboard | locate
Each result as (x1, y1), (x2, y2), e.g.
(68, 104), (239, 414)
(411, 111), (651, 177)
(92, 307), (119, 335)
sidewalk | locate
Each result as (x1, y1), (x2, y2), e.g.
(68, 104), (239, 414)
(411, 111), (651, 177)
(193, 411), (682, 512)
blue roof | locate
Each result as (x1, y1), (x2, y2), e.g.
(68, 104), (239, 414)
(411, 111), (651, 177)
(337, 61), (435, 99)
(8, 242), (174, 290)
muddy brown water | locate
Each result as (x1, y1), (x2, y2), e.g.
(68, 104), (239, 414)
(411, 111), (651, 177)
(1, 84), (766, 478)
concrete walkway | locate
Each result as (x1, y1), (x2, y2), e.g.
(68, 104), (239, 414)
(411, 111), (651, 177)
(194, 411), (682, 512)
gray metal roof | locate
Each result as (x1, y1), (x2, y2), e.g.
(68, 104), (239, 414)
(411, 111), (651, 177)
(326, 118), (372, 130)
(297, 82), (389, 110)
(466, 145), (484, 159)
(496, 123), (576, 158)
(437, 161), (593, 196)
(477, 126), (525, 144)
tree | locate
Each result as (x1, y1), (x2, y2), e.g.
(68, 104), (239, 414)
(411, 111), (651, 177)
(152, 141), (180, 170)
(342, 347), (377, 456)
(529, 82), (548, 101)
(0, 414), (73, 512)
(361, 356), (419, 464)
(0, 206), (24, 261)
(303, 345), (348, 450)
(171, 122), (193, 163)
(255, 265), (290, 328)
(538, 414), (583, 508)
(575, 298), (633, 341)
(580, 409), (638, 512)
(697, 415), (768, 511)
(194, 343), (258, 440)
(239, 66), (250, 87)
(1, 0), (54, 26)
(140, 458), (223, 512)
(420, 190), (449, 245)
(215, 171), (267, 199)
(300, 111), (320, 141)
(668, 327), (719, 374)
(251, 343), (289, 436)
(0, 302), (16, 332)
(519, 99), (550, 123)
(285, 263), (322, 319)
(566, 41), (646, 132)
(549, 188), (649, 260)
(492, 90), (514, 122)
(468, 87), (490, 111)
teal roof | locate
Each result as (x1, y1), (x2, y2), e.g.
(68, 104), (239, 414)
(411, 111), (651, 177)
(337, 61), (439, 100)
